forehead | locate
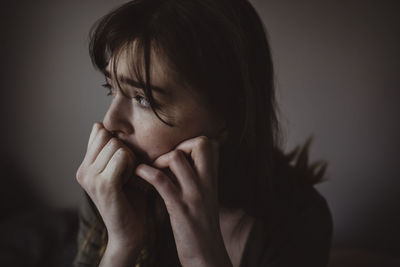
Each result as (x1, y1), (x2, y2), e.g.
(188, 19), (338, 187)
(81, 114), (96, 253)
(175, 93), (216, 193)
(105, 42), (181, 92)
(105, 40), (209, 112)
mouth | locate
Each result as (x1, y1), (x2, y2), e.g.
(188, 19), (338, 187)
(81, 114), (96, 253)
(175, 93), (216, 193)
(117, 138), (151, 165)
(116, 138), (154, 194)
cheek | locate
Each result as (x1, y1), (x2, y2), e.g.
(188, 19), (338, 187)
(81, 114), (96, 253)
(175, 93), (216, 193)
(134, 117), (182, 161)
(132, 104), (218, 161)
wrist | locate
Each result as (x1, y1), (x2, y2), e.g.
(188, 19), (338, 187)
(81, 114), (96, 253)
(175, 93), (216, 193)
(107, 231), (146, 249)
(99, 241), (142, 267)
(107, 238), (142, 255)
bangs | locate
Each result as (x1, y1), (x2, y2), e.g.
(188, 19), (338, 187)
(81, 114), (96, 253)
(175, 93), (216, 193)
(89, 0), (239, 124)
(89, 1), (176, 126)
(85, 0), (295, 237)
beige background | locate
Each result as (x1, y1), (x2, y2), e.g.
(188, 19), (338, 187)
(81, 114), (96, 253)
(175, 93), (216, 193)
(1, 0), (399, 254)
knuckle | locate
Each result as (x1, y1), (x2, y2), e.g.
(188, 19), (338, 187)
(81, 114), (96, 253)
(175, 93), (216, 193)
(108, 137), (120, 150)
(196, 136), (209, 149)
(111, 148), (129, 166)
(115, 147), (127, 158)
(170, 150), (184, 162)
(92, 155), (107, 174)
(186, 190), (203, 205)
(75, 169), (83, 183)
(76, 166), (114, 195)
(92, 122), (102, 132)
(153, 170), (166, 184)
(98, 128), (111, 141)
(76, 164), (85, 182)
(92, 163), (103, 174)
(76, 165), (91, 188)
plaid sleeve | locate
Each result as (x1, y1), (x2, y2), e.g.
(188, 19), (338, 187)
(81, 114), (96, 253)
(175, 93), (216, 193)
(72, 192), (107, 267)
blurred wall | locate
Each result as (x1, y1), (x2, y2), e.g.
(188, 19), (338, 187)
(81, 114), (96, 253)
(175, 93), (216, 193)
(1, 0), (399, 254)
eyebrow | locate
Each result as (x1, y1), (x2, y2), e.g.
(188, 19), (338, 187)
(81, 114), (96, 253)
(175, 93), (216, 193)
(104, 70), (169, 95)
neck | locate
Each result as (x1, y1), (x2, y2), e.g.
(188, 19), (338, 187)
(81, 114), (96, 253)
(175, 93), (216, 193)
(218, 206), (255, 267)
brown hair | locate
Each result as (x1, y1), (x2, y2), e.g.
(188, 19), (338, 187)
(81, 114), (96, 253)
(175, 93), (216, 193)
(78, 0), (327, 265)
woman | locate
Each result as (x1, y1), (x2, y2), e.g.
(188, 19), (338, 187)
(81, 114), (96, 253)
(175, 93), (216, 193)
(73, 0), (333, 266)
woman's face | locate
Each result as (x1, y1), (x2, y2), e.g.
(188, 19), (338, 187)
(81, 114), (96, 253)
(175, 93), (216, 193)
(102, 47), (224, 164)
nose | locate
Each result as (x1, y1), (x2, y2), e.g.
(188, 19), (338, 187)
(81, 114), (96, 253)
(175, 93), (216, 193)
(103, 95), (133, 136)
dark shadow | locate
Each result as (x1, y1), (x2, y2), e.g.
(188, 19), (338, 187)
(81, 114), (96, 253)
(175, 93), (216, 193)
(0, 156), (78, 267)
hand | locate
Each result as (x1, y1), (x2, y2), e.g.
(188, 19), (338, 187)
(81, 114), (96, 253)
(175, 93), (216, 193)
(76, 122), (149, 251)
(135, 136), (233, 267)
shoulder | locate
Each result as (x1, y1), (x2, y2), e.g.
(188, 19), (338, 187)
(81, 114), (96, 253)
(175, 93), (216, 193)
(289, 185), (333, 250)
(290, 183), (333, 231)
(241, 184), (333, 267)
(282, 185), (333, 266)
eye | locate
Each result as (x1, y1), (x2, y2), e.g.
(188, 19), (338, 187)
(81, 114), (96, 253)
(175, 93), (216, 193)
(102, 82), (152, 108)
(134, 94), (150, 108)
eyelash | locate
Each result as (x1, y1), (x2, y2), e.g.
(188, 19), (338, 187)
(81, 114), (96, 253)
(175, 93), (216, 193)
(101, 83), (150, 108)
(101, 83), (114, 96)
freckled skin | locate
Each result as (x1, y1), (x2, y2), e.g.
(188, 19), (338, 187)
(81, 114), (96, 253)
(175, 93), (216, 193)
(77, 43), (251, 267)
(103, 45), (224, 163)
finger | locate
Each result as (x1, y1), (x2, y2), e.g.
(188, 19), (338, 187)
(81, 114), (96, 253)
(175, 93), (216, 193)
(87, 122), (103, 149)
(175, 136), (219, 188)
(135, 164), (179, 208)
(103, 148), (132, 187)
(153, 150), (199, 194)
(86, 128), (112, 164)
(93, 137), (123, 173)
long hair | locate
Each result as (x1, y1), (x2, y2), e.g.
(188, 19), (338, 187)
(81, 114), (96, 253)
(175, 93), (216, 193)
(78, 0), (327, 265)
